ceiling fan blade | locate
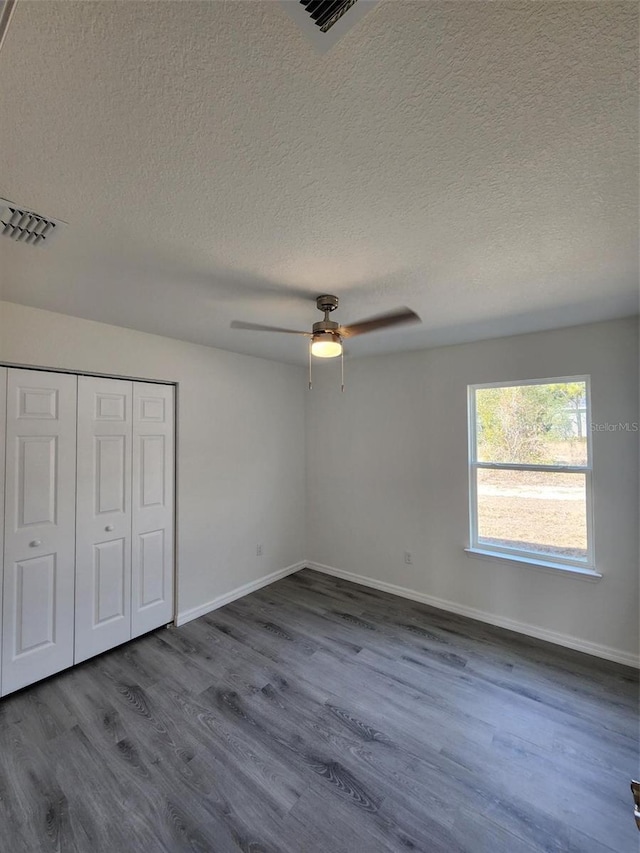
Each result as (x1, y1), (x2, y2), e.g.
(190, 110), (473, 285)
(338, 307), (421, 339)
(231, 320), (311, 335)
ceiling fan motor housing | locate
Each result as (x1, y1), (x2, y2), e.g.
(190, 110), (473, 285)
(312, 319), (339, 333)
(314, 294), (341, 337)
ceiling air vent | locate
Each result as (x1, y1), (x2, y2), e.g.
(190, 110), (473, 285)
(299, 0), (359, 34)
(281, 0), (378, 52)
(0, 198), (65, 247)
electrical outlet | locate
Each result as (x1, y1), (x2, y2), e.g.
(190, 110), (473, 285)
(256, 544), (263, 556)
(404, 551), (413, 565)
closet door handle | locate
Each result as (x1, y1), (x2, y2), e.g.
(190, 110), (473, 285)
(29, 540), (42, 547)
(105, 525), (114, 532)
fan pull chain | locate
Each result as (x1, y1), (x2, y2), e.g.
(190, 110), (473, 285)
(341, 347), (345, 392)
(308, 340), (313, 390)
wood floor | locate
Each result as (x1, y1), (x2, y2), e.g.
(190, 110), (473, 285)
(0, 569), (637, 853)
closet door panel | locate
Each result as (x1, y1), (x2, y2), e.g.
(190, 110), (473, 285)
(2, 369), (77, 695)
(131, 383), (174, 637)
(75, 377), (132, 663)
(0, 368), (6, 691)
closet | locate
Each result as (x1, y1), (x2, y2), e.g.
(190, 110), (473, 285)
(0, 367), (175, 696)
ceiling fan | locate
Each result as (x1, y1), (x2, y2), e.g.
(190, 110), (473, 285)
(231, 294), (421, 390)
(232, 294), (420, 356)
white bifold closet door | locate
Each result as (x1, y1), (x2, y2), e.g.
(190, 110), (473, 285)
(75, 377), (133, 663)
(0, 368), (6, 691)
(131, 383), (174, 638)
(74, 377), (174, 662)
(2, 369), (77, 695)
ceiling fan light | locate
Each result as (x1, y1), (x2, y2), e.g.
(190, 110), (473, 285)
(311, 333), (342, 358)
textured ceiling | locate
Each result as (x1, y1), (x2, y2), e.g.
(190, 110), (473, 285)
(0, 1), (637, 365)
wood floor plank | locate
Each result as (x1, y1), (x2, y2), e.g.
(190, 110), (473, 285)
(0, 568), (637, 852)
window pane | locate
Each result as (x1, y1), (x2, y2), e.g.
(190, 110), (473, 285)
(475, 381), (588, 465)
(476, 468), (588, 561)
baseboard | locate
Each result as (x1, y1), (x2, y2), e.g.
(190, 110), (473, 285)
(176, 561), (306, 626)
(307, 561), (640, 669)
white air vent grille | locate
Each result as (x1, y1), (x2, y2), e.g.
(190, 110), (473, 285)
(281, 0), (379, 53)
(299, 0), (359, 33)
(0, 198), (64, 246)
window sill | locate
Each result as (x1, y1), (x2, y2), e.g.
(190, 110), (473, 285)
(464, 548), (602, 581)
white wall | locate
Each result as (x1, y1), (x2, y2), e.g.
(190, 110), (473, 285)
(2, 303), (637, 666)
(306, 317), (640, 666)
(0, 301), (306, 619)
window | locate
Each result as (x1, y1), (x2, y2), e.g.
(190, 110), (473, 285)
(468, 376), (594, 572)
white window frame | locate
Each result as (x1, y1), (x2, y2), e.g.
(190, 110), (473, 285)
(467, 375), (596, 573)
